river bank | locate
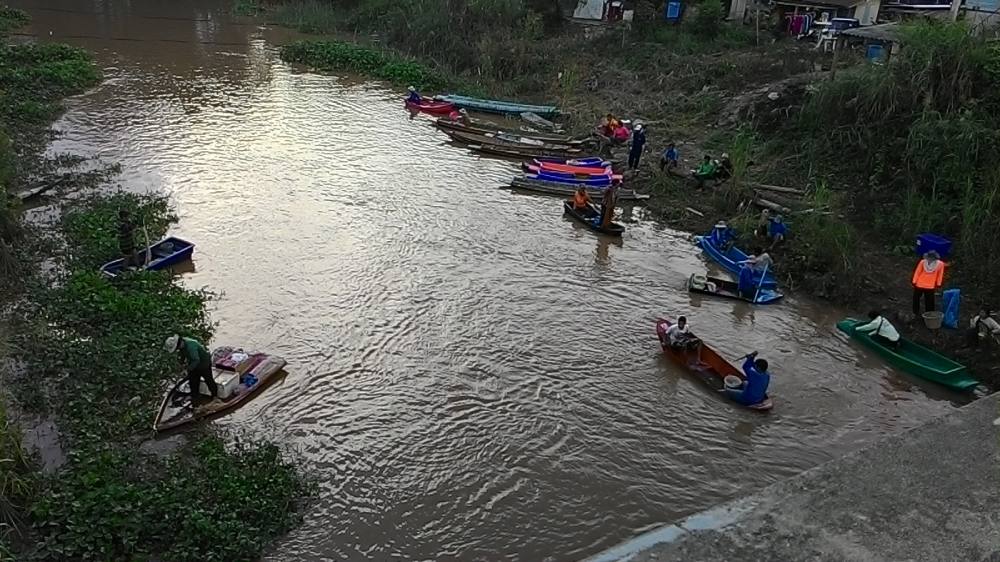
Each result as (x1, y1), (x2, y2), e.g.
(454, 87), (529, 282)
(259, 1), (1000, 390)
(0, 9), (308, 560)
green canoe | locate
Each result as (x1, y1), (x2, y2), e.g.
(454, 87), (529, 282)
(836, 318), (979, 391)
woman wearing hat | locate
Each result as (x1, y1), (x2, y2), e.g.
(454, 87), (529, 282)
(164, 334), (218, 402)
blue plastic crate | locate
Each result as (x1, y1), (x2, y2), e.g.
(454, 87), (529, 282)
(915, 233), (951, 259)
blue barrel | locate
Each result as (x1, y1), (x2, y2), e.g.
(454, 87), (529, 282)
(915, 233), (952, 259)
(665, 1), (682, 21)
(866, 44), (885, 63)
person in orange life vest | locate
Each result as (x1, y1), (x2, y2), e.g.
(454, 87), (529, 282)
(912, 250), (945, 316)
(571, 187), (594, 215)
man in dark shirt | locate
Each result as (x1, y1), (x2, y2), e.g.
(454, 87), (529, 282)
(117, 209), (137, 269)
(628, 123), (647, 170)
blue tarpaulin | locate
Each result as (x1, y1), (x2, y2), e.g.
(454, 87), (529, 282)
(942, 288), (960, 329)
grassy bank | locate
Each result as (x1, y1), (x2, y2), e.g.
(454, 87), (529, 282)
(0, 10), (309, 560)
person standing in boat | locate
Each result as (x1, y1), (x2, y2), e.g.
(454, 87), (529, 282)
(911, 250), (945, 317)
(571, 187), (594, 215)
(628, 123), (647, 171)
(406, 86), (422, 104)
(164, 334), (218, 403)
(117, 209), (137, 270)
(854, 310), (901, 348)
(599, 184), (618, 228)
(726, 351), (770, 406)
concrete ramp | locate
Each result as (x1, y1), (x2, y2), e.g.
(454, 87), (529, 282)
(588, 393), (1000, 562)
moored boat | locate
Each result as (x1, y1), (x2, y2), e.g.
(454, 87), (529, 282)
(836, 318), (978, 390)
(527, 172), (617, 186)
(405, 98), (454, 115)
(461, 142), (585, 159)
(695, 235), (778, 289)
(434, 118), (589, 145)
(655, 318), (773, 410)
(562, 201), (624, 236)
(99, 236), (195, 277)
(524, 165), (614, 181)
(435, 94), (559, 118)
(443, 128), (578, 152)
(687, 273), (784, 305)
(508, 177), (649, 201)
(534, 156), (610, 168)
(153, 346), (288, 433)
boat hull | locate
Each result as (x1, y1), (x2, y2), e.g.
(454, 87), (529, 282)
(695, 235), (778, 289)
(655, 318), (773, 410)
(687, 274), (784, 305)
(405, 98), (454, 114)
(508, 177), (648, 201)
(563, 201), (624, 236)
(435, 94), (559, 118)
(153, 347), (288, 433)
(836, 318), (978, 390)
(434, 118), (587, 144)
(99, 236), (195, 277)
(533, 156), (609, 168)
(526, 173), (616, 186)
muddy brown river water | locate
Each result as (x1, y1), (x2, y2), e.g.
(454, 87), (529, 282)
(9, 1), (970, 559)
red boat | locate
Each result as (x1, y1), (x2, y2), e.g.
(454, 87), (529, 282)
(405, 97), (454, 115)
(538, 161), (613, 175)
(654, 318), (773, 411)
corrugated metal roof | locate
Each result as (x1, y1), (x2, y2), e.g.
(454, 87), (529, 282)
(840, 22), (902, 41)
(773, 0), (861, 8)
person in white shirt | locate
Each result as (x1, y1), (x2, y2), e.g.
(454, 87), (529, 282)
(666, 316), (700, 350)
(854, 310), (900, 347)
(970, 308), (1000, 341)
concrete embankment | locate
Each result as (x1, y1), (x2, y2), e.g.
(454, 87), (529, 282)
(587, 393), (1000, 562)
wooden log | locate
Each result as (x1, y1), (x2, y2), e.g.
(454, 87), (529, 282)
(685, 207), (705, 217)
(749, 183), (806, 195)
(752, 196), (792, 215)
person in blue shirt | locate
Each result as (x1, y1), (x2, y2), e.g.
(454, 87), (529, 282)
(767, 215), (788, 248)
(406, 86), (422, 104)
(659, 142), (679, 172)
(706, 221), (734, 250)
(725, 351), (770, 406)
(628, 123), (647, 170)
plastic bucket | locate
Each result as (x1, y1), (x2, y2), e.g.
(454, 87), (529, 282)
(922, 311), (944, 330)
(724, 375), (743, 389)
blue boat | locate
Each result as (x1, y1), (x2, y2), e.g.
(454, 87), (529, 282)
(434, 94), (559, 118)
(100, 236), (195, 277)
(687, 273), (783, 304)
(525, 173), (616, 187)
(695, 235), (778, 289)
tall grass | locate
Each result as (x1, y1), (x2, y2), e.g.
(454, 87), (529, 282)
(796, 20), (1000, 291)
(0, 402), (33, 543)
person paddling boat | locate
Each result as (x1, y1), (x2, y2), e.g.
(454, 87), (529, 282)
(725, 351), (771, 406)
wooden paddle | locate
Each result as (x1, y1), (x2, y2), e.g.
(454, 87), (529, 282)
(752, 262), (769, 304)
